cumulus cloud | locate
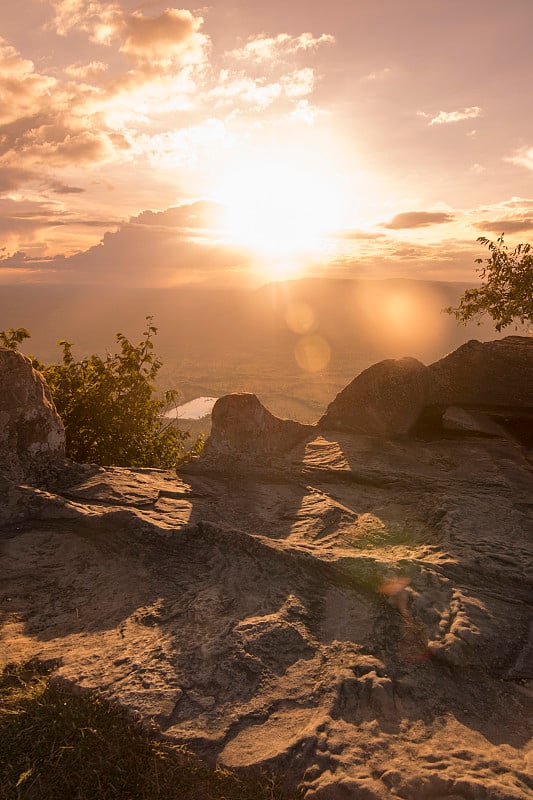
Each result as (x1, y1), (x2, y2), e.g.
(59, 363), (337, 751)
(382, 211), (455, 229)
(3, 8), (333, 260)
(281, 68), (315, 98)
(506, 146), (533, 171)
(119, 9), (206, 66)
(64, 61), (109, 80)
(229, 32), (334, 62)
(48, 0), (117, 43)
(425, 106), (482, 126)
(12, 128), (118, 168)
(50, 1), (208, 70)
(209, 73), (283, 109)
(208, 67), (315, 112)
(0, 39), (57, 125)
(1, 201), (250, 286)
(134, 201), (225, 230)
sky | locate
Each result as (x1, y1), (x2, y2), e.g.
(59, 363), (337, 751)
(1, 0), (533, 287)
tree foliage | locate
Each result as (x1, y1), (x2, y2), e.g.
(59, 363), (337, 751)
(0, 327), (31, 350)
(1, 318), (203, 468)
(446, 235), (533, 331)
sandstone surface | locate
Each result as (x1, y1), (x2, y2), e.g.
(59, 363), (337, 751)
(1, 341), (532, 800)
(0, 347), (65, 485)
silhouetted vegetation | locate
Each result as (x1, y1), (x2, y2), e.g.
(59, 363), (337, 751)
(446, 235), (533, 331)
(0, 318), (203, 468)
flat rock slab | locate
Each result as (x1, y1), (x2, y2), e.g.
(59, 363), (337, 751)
(1, 431), (532, 800)
(63, 466), (188, 507)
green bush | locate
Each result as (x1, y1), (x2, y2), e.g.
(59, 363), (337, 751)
(0, 327), (31, 350)
(446, 235), (533, 331)
(1, 318), (203, 468)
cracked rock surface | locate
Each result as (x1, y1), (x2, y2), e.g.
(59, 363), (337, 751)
(1, 425), (532, 799)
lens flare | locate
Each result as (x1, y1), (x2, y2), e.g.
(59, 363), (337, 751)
(285, 301), (315, 334)
(294, 333), (331, 372)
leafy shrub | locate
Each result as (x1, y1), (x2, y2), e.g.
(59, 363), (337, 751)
(0, 327), (31, 350)
(446, 235), (533, 331)
(1, 318), (202, 468)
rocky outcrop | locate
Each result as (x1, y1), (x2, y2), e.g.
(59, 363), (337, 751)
(317, 357), (429, 436)
(441, 406), (510, 437)
(1, 339), (532, 799)
(198, 392), (314, 468)
(0, 347), (65, 484)
(320, 336), (533, 437)
(428, 335), (533, 408)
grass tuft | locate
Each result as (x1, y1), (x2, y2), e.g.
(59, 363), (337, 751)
(0, 661), (303, 800)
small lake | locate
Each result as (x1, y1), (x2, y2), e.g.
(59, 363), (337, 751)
(163, 396), (218, 420)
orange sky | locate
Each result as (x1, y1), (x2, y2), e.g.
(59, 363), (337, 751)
(1, 0), (533, 286)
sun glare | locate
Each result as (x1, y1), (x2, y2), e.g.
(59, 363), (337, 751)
(217, 155), (342, 278)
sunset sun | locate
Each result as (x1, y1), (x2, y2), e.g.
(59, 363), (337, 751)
(217, 155), (342, 278)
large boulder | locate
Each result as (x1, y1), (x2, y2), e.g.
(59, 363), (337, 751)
(319, 357), (430, 437)
(0, 348), (65, 484)
(319, 337), (533, 438)
(428, 336), (533, 408)
(198, 393), (314, 467)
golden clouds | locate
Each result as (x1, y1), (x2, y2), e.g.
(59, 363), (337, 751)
(382, 212), (455, 230)
(0, 3), (338, 273)
(416, 106), (483, 126)
(0, 40), (56, 125)
(120, 9), (205, 65)
(229, 33), (335, 63)
(506, 146), (533, 172)
(50, 1), (209, 71)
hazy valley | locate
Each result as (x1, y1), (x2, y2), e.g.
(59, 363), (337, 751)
(0, 277), (515, 428)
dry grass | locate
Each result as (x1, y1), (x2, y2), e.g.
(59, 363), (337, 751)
(0, 661), (303, 800)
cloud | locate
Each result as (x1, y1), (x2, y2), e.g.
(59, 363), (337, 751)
(229, 32), (334, 62)
(209, 73), (283, 110)
(208, 67), (316, 112)
(288, 100), (325, 124)
(48, 0), (117, 40)
(382, 211), (455, 229)
(1, 201), (251, 286)
(281, 68), (315, 98)
(48, 180), (85, 194)
(0, 250), (36, 268)
(134, 119), (233, 171)
(506, 146), (533, 171)
(362, 67), (392, 81)
(15, 129), (118, 168)
(50, 1), (208, 72)
(474, 218), (533, 234)
(64, 61), (109, 80)
(0, 39), (57, 126)
(426, 106), (482, 126)
(119, 9), (205, 65)
(334, 229), (386, 240)
(2, 9), (333, 258)
(0, 166), (37, 193)
(134, 201), (225, 230)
